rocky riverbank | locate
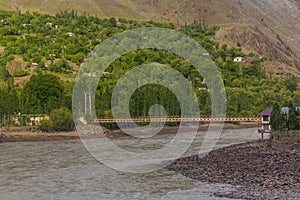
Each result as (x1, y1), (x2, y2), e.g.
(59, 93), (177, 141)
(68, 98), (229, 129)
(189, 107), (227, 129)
(165, 141), (300, 199)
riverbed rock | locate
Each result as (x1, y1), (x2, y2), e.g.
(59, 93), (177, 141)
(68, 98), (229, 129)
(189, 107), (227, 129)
(166, 141), (300, 199)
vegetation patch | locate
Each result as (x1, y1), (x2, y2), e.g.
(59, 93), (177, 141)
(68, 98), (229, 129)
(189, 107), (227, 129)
(0, 10), (298, 130)
(13, 68), (28, 77)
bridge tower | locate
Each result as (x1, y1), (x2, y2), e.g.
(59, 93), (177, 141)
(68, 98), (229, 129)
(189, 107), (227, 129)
(84, 92), (92, 114)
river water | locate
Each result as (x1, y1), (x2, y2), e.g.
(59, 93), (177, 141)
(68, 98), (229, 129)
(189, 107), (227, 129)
(0, 128), (264, 199)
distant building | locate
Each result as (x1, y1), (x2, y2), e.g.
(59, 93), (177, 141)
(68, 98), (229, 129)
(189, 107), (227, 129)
(13, 115), (49, 126)
(281, 107), (289, 115)
(234, 57), (243, 63)
(84, 72), (97, 77)
(281, 107), (300, 115)
(31, 62), (38, 67)
(66, 32), (75, 37)
(49, 54), (56, 58)
(202, 53), (210, 58)
(258, 108), (273, 133)
(22, 23), (31, 28)
(46, 22), (53, 26)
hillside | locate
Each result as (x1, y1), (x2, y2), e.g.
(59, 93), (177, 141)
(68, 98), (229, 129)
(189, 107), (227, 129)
(0, 10), (298, 120)
(1, 0), (300, 75)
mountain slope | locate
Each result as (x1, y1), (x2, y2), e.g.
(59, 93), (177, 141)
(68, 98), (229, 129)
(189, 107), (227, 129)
(1, 0), (300, 72)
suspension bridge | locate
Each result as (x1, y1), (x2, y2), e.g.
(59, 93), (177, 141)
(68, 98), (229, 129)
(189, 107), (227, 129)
(94, 116), (262, 123)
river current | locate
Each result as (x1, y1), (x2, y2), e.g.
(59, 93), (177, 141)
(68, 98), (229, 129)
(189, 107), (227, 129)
(0, 128), (263, 199)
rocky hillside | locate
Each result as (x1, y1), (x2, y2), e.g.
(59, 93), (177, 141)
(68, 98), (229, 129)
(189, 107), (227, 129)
(1, 0), (300, 73)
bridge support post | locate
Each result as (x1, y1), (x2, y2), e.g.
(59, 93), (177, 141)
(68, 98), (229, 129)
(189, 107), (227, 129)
(84, 92), (92, 114)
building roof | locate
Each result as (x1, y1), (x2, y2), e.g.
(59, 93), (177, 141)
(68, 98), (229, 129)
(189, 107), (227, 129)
(258, 108), (273, 116)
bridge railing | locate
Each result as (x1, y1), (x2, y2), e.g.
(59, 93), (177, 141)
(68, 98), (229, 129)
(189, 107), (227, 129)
(93, 116), (261, 123)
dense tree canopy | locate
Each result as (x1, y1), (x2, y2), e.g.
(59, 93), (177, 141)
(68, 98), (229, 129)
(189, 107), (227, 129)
(20, 73), (64, 114)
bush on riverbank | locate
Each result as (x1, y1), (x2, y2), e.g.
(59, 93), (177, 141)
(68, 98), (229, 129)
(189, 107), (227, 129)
(50, 108), (74, 131)
(38, 119), (54, 132)
(38, 108), (74, 132)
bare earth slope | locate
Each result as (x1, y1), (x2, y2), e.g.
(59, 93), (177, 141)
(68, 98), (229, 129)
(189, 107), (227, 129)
(2, 0), (300, 71)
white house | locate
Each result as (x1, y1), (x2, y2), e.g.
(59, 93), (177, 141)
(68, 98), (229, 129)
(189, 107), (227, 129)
(234, 57), (243, 63)
(281, 107), (300, 115)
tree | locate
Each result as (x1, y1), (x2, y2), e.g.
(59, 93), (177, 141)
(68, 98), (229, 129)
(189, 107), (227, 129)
(50, 107), (74, 131)
(287, 102), (299, 130)
(109, 17), (117, 27)
(21, 73), (64, 114)
(271, 103), (285, 131)
(0, 65), (9, 81)
(285, 74), (298, 92)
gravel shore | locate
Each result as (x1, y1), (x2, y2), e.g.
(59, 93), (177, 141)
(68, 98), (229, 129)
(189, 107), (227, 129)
(0, 122), (258, 143)
(166, 141), (300, 199)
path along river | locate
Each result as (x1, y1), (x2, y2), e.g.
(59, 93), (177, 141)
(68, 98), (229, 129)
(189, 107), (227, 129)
(0, 128), (264, 199)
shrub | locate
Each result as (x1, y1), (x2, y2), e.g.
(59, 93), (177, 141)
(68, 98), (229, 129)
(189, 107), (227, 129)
(13, 69), (28, 77)
(50, 107), (74, 131)
(297, 135), (300, 144)
(38, 119), (54, 132)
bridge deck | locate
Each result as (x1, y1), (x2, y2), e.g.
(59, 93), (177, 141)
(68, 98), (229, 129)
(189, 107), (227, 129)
(94, 116), (261, 123)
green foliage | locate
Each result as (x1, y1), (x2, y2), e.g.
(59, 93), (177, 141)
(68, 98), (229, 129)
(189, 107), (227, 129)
(38, 119), (54, 132)
(285, 73), (298, 92)
(13, 68), (28, 77)
(20, 73), (64, 114)
(0, 65), (10, 81)
(0, 9), (299, 124)
(271, 102), (300, 131)
(297, 136), (300, 144)
(49, 59), (72, 73)
(271, 103), (286, 131)
(50, 107), (74, 131)
(0, 88), (18, 117)
(287, 102), (300, 130)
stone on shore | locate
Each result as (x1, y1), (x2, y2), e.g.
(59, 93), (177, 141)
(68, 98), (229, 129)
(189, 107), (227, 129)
(166, 142), (300, 199)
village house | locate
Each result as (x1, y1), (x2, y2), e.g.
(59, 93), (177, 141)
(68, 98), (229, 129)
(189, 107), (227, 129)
(281, 107), (300, 114)
(13, 114), (49, 126)
(234, 57), (243, 63)
(258, 107), (300, 133)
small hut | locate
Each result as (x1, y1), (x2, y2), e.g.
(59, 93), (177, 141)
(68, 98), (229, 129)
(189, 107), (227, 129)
(258, 108), (273, 133)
